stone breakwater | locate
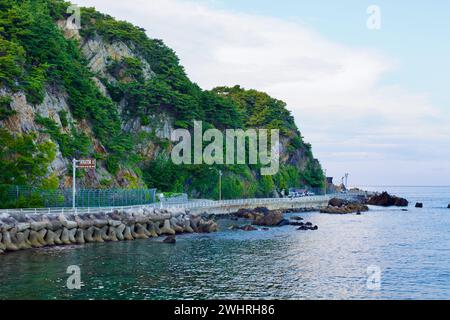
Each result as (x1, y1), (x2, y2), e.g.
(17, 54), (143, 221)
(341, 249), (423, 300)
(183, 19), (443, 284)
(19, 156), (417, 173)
(0, 208), (218, 254)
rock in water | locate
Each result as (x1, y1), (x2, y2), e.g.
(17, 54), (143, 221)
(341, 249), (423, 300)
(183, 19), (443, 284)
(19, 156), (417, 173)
(253, 210), (284, 226)
(367, 192), (408, 207)
(276, 219), (290, 227)
(448, 204), (450, 209)
(415, 203), (423, 208)
(241, 225), (258, 231)
(163, 235), (176, 244)
(328, 198), (347, 207)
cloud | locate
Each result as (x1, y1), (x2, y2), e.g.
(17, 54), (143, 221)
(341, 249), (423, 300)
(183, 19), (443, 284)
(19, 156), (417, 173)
(75, 0), (450, 185)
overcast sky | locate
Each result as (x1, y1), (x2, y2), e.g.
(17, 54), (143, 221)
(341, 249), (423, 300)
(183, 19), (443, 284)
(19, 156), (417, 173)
(74, 0), (450, 186)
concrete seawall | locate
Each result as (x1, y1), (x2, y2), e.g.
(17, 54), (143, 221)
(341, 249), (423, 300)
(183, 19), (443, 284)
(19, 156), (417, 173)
(189, 198), (330, 215)
(0, 208), (218, 255)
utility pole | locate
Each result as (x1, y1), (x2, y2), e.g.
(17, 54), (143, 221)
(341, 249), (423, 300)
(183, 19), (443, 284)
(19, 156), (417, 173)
(219, 170), (223, 201)
(72, 158), (76, 209)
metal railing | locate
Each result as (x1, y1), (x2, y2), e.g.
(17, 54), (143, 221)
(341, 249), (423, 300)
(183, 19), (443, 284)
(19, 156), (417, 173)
(0, 191), (369, 216)
(0, 185), (156, 209)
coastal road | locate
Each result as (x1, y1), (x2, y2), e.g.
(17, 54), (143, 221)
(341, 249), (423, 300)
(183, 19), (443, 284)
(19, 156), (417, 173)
(0, 192), (368, 216)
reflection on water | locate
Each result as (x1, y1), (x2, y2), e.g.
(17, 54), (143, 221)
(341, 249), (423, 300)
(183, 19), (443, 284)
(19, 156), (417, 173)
(1, 186), (449, 300)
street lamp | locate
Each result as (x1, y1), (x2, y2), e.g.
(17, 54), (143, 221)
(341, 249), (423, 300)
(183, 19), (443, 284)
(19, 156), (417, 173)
(218, 170), (223, 201)
(209, 167), (223, 201)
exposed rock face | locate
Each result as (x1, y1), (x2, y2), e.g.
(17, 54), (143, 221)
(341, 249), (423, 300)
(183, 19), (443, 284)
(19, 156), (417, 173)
(367, 192), (408, 207)
(0, 208), (217, 255)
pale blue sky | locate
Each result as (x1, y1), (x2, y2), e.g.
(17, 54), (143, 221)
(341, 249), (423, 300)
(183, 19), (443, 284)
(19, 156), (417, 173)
(77, 0), (450, 185)
(206, 0), (450, 109)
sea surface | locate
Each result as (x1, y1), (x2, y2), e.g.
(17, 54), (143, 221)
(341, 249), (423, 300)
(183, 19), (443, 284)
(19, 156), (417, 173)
(0, 186), (449, 300)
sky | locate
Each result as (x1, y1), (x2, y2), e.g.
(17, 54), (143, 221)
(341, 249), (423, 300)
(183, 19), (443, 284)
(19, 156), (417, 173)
(74, 0), (450, 186)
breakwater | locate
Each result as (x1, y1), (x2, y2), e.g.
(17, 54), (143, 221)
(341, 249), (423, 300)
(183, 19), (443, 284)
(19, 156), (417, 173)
(0, 208), (218, 254)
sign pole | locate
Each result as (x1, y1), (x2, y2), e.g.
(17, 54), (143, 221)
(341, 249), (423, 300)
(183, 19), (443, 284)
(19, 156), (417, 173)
(72, 158), (76, 209)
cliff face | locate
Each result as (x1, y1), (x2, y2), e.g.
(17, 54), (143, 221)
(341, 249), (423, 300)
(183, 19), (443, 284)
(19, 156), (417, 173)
(0, 0), (324, 198)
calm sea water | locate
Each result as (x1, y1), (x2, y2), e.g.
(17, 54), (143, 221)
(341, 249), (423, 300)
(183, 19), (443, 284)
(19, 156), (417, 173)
(0, 186), (449, 300)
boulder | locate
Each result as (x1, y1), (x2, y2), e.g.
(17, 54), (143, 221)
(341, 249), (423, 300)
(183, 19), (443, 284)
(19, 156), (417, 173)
(297, 224), (318, 231)
(170, 219), (184, 233)
(134, 223), (149, 239)
(160, 220), (176, 235)
(277, 219), (290, 227)
(123, 226), (134, 241)
(75, 229), (85, 244)
(415, 203), (423, 208)
(2, 231), (19, 251)
(183, 220), (194, 233)
(58, 214), (78, 229)
(45, 230), (57, 246)
(14, 232), (31, 250)
(92, 227), (104, 242)
(84, 227), (95, 243)
(100, 226), (110, 241)
(198, 219), (219, 233)
(146, 222), (159, 238)
(61, 228), (71, 245)
(320, 203), (369, 214)
(29, 230), (44, 248)
(107, 227), (119, 242)
(448, 204), (450, 209)
(328, 198), (347, 207)
(241, 225), (257, 231)
(16, 222), (31, 232)
(37, 229), (47, 246)
(163, 235), (176, 244)
(253, 210), (284, 226)
(367, 192), (408, 207)
(54, 229), (63, 245)
(115, 224), (126, 241)
(290, 216), (303, 221)
(68, 228), (77, 243)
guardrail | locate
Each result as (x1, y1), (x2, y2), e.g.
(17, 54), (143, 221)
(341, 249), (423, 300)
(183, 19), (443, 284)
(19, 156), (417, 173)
(0, 192), (368, 215)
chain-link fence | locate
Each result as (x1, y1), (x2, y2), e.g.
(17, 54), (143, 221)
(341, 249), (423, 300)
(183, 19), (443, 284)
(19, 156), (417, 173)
(0, 185), (156, 209)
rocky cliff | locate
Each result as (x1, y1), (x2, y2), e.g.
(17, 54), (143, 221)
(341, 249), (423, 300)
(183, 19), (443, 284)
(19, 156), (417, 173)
(0, 0), (324, 199)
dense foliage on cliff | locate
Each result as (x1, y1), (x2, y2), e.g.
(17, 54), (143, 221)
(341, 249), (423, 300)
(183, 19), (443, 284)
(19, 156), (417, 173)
(0, 0), (324, 201)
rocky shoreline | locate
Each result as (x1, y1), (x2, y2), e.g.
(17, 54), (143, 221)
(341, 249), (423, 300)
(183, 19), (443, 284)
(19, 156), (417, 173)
(0, 208), (218, 255)
(229, 207), (319, 231)
(320, 198), (369, 214)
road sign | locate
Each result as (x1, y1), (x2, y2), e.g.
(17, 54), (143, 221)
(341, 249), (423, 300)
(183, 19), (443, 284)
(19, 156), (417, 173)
(76, 159), (96, 169)
(72, 159), (96, 209)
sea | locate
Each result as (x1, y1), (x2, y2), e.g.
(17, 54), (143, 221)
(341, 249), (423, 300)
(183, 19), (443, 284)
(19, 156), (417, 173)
(0, 186), (449, 300)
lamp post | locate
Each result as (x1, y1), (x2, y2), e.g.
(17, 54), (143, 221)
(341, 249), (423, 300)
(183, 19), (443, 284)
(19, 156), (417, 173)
(72, 158), (76, 209)
(218, 170), (223, 201)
